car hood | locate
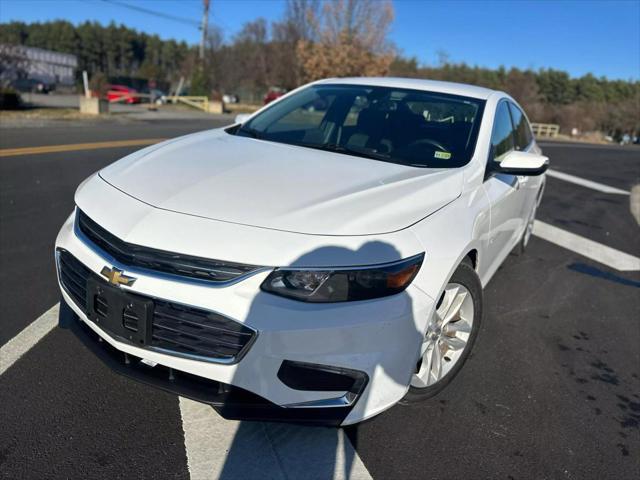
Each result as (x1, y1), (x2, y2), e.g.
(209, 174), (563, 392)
(99, 129), (464, 236)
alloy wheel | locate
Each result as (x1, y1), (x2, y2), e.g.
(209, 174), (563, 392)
(411, 283), (474, 388)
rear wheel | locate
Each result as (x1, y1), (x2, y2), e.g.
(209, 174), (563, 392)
(404, 261), (482, 401)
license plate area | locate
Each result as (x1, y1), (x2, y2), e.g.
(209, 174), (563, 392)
(87, 277), (153, 346)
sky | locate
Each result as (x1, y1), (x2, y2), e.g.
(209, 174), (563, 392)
(1, 0), (638, 80)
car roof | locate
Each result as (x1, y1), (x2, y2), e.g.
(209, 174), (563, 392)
(315, 77), (497, 100)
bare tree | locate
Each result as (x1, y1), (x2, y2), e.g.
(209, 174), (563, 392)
(296, 0), (395, 82)
(284, 0), (320, 42)
(235, 19), (272, 91)
(436, 49), (450, 66)
(502, 69), (541, 111)
(269, 0), (320, 87)
(320, 0), (393, 52)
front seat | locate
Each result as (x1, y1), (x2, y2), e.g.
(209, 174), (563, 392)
(345, 108), (389, 152)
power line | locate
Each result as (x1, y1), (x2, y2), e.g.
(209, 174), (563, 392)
(99, 0), (201, 28)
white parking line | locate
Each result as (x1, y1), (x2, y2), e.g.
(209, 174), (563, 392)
(631, 185), (640, 225)
(0, 304), (372, 479)
(0, 303), (59, 376)
(179, 397), (372, 480)
(546, 169), (630, 195)
(532, 221), (640, 271)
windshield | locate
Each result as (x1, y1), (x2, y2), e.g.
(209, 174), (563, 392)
(235, 84), (485, 168)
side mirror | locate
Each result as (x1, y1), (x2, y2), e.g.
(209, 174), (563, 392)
(234, 113), (251, 124)
(495, 150), (549, 176)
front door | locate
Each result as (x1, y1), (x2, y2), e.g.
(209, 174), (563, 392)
(483, 101), (528, 276)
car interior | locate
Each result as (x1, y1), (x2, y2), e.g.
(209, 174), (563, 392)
(239, 85), (485, 168)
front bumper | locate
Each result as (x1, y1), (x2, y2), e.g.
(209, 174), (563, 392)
(62, 305), (359, 425)
(56, 209), (435, 425)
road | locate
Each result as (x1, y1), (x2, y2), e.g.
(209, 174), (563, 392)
(1, 119), (638, 480)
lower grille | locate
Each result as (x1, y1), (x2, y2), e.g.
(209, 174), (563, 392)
(95, 294), (109, 318)
(57, 249), (256, 362)
(151, 301), (255, 358)
(58, 249), (91, 310)
(123, 306), (139, 332)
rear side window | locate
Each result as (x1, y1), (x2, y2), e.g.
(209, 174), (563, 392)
(508, 103), (533, 150)
(491, 102), (515, 161)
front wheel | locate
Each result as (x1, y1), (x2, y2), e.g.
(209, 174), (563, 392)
(404, 261), (483, 401)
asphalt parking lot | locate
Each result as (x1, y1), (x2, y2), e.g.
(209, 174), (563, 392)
(1, 119), (638, 480)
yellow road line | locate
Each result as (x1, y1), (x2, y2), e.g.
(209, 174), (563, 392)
(0, 138), (167, 157)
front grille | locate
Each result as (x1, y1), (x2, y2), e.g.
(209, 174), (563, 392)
(76, 209), (260, 283)
(57, 249), (256, 362)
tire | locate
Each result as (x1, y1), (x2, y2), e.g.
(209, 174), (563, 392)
(404, 261), (483, 402)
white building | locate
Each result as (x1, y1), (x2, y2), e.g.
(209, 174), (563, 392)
(1, 45), (78, 86)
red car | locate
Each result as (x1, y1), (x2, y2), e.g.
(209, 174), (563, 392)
(106, 84), (141, 104)
(263, 87), (286, 105)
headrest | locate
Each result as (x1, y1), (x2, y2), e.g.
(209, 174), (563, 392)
(357, 108), (387, 131)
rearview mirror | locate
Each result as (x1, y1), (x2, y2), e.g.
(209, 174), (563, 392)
(495, 150), (549, 176)
(234, 113), (251, 124)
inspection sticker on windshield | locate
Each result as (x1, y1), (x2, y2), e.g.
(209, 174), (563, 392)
(434, 151), (451, 159)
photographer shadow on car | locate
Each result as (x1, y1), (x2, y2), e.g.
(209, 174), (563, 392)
(216, 240), (425, 480)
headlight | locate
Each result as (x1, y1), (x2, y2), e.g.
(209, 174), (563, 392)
(261, 253), (424, 302)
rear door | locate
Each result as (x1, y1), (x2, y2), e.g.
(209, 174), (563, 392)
(482, 100), (528, 275)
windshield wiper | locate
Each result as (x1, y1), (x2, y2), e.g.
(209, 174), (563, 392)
(237, 126), (263, 139)
(236, 134), (396, 164)
(292, 142), (392, 162)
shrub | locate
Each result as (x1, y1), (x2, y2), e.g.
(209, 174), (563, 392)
(0, 87), (22, 110)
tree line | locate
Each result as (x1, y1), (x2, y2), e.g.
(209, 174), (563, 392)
(392, 59), (639, 137)
(0, 19), (190, 85)
(0, 0), (637, 136)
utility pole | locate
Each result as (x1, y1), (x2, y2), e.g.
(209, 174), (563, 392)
(199, 0), (210, 62)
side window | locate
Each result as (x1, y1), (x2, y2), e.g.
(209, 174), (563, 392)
(508, 103), (533, 150)
(491, 102), (515, 162)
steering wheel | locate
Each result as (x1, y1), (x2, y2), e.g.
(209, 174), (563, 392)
(407, 138), (449, 153)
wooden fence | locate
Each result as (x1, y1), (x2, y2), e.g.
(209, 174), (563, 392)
(531, 123), (560, 138)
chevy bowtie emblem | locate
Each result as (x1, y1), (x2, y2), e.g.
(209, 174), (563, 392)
(100, 266), (136, 286)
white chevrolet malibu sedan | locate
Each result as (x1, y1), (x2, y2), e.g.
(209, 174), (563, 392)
(55, 78), (547, 426)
